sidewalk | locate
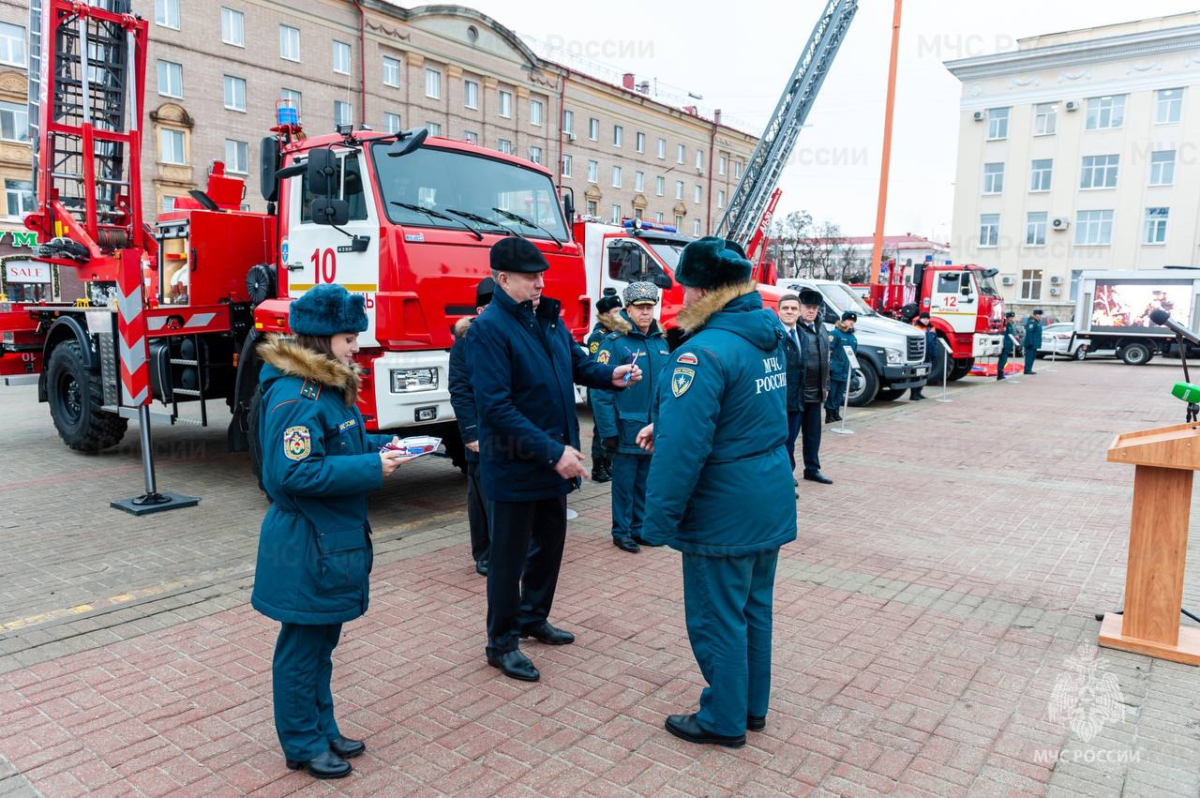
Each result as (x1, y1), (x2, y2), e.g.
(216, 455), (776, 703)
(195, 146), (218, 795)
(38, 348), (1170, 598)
(1, 361), (1198, 796)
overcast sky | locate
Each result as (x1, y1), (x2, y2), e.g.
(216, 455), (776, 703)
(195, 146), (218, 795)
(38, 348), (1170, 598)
(463, 0), (1194, 241)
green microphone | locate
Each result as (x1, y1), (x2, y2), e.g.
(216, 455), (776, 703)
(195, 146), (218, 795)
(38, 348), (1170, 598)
(1172, 382), (1200, 402)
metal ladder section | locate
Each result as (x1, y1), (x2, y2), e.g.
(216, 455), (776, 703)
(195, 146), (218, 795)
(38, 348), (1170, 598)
(714, 0), (858, 246)
(169, 335), (209, 427)
(44, 0), (133, 226)
(27, 0), (41, 187)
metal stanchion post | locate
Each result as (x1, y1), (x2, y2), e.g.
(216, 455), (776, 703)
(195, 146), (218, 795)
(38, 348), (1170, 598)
(936, 338), (952, 403)
(1044, 334), (1059, 373)
(829, 346), (857, 436)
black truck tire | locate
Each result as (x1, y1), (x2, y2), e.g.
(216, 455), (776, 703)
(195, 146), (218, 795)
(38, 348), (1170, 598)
(46, 340), (128, 452)
(247, 385), (267, 494)
(1120, 342), (1153, 365)
(847, 363), (879, 407)
(948, 357), (973, 381)
(876, 388), (905, 402)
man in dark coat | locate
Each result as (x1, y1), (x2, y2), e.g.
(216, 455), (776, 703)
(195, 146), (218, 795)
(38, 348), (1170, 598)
(448, 277), (494, 576)
(795, 288), (832, 484)
(909, 313), (936, 400)
(1023, 309), (1044, 374)
(774, 293), (803, 492)
(997, 311), (1016, 380)
(585, 288), (623, 483)
(467, 237), (640, 682)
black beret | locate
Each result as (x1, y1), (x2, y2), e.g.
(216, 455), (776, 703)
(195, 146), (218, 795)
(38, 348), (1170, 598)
(475, 277), (495, 308)
(490, 237), (548, 273)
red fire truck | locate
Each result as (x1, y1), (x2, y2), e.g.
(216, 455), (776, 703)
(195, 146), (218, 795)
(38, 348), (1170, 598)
(865, 257), (1006, 380)
(1, 0), (584, 471)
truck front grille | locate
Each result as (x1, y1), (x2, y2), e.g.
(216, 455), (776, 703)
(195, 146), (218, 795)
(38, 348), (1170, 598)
(907, 336), (925, 362)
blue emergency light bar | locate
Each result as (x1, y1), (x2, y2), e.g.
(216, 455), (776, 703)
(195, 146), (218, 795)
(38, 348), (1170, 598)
(276, 105), (299, 127)
(622, 218), (677, 234)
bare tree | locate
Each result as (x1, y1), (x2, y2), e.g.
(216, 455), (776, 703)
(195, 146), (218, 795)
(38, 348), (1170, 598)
(778, 211), (812, 279)
(803, 220), (842, 279)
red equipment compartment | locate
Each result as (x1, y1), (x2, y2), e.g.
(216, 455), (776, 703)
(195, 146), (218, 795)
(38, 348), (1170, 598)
(158, 211), (275, 308)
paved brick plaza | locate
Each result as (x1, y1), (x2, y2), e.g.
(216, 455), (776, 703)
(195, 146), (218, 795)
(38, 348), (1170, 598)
(0, 360), (1198, 797)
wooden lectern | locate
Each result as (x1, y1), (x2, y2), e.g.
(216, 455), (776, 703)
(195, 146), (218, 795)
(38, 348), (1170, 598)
(1100, 422), (1200, 665)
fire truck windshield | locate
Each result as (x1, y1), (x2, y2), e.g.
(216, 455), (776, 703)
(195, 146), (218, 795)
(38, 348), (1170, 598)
(974, 271), (1000, 298)
(372, 145), (567, 240)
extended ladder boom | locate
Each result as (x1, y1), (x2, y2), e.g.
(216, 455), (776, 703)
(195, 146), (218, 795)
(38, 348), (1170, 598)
(715, 0), (857, 246)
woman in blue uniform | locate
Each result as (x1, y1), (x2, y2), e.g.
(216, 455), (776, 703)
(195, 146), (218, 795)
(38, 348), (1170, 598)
(252, 284), (410, 779)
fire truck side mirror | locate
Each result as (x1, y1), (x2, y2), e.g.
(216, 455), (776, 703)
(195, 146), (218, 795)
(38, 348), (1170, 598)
(652, 273), (672, 290)
(260, 136), (281, 202)
(311, 197), (350, 227)
(306, 149), (338, 197)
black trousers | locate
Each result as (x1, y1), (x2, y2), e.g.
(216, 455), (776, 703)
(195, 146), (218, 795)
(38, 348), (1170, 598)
(798, 401), (822, 474)
(486, 494), (567, 655)
(786, 410), (802, 471)
(466, 461), (489, 563)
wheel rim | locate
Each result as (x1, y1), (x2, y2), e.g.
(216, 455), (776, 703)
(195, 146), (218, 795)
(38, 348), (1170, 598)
(57, 370), (83, 426)
(847, 369), (865, 401)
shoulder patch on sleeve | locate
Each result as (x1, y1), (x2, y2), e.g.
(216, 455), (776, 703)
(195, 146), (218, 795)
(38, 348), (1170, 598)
(671, 367), (695, 397)
(597, 350), (610, 364)
(284, 426), (312, 461)
(589, 341), (599, 354)
(676, 352), (698, 366)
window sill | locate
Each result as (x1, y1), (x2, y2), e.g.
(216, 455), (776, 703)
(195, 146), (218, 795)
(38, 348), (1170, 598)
(1148, 183), (1173, 188)
(1073, 243), (1112, 247)
(281, 56), (300, 63)
(1142, 242), (1167, 247)
(1029, 189), (1051, 194)
(222, 41), (245, 48)
(159, 93), (184, 100)
(224, 106), (247, 113)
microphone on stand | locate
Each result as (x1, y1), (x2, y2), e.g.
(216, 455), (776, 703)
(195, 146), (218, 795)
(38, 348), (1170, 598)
(1149, 309), (1200, 344)
(1153, 310), (1200, 422)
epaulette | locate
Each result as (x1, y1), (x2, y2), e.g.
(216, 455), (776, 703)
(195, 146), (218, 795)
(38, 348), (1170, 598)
(299, 379), (322, 401)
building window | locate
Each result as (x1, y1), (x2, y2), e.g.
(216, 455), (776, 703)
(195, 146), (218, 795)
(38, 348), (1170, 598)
(655, 212), (663, 223)
(587, 160), (598, 183)
(1021, 269), (1042, 301)
(333, 41), (351, 75)
(677, 144), (685, 164)
(1070, 269), (1084, 301)
(982, 162), (1004, 194)
(675, 180), (684, 200)
(587, 200), (598, 216)
(384, 113), (401, 134)
(611, 204), (621, 224)
(634, 171), (644, 192)
(612, 166), (622, 188)
(498, 90), (512, 118)
(425, 68), (441, 99)
(734, 161), (742, 179)
(461, 79), (479, 110)
(0, 24), (23, 70)
(1029, 159), (1052, 192)
(530, 99), (543, 127)
(281, 88), (302, 121)
(223, 75), (246, 111)
(159, 128), (185, 164)
(693, 185), (701, 204)
(529, 146), (542, 165)
(0, 101), (27, 142)
(1085, 95), (1125, 131)
(657, 138), (665, 159)
(224, 139), (248, 173)
(155, 0), (179, 30)
(333, 100), (351, 127)
(4, 179), (32, 219)
(1075, 210), (1113, 245)
(464, 130), (478, 144)
(563, 109), (574, 135)
(1025, 212), (1047, 246)
(561, 154), (572, 177)
(655, 176), (664, 196)
(979, 214), (999, 247)
(157, 60), (182, 98)
(1144, 207), (1169, 244)
(719, 154), (727, 175)
(589, 118), (599, 140)
(383, 56), (401, 88)
(693, 218), (701, 236)
(280, 25), (300, 61)
(1156, 88), (1183, 125)
(1150, 150), (1175, 186)
(675, 215), (684, 229)
(986, 107), (1009, 140)
(161, 196), (177, 213)
(718, 189), (725, 209)
(636, 132), (645, 153)
(1033, 102), (1056, 136)
(498, 138), (512, 155)
(613, 125), (623, 147)
(426, 121), (441, 136)
(696, 149), (704, 170)
(1080, 154), (1119, 189)
(220, 8), (244, 47)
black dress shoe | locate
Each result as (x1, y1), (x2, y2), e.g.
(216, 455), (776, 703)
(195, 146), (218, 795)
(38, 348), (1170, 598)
(1025, 371), (1036, 375)
(997, 375), (1006, 381)
(329, 735), (365, 759)
(613, 537), (640, 553)
(747, 715), (766, 731)
(520, 622), (575, 645)
(664, 713), (745, 748)
(631, 534), (662, 547)
(285, 748), (352, 779)
(592, 466), (612, 483)
(803, 471), (833, 485)
(793, 477), (799, 486)
(486, 649), (540, 681)
(475, 559), (488, 576)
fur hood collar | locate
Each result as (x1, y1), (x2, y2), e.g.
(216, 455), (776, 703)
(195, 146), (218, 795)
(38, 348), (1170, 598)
(676, 281), (758, 334)
(598, 312), (631, 334)
(259, 335), (360, 406)
(453, 316), (473, 339)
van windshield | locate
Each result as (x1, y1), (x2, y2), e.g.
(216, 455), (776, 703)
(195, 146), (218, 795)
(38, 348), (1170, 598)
(370, 144), (567, 240)
(821, 282), (875, 316)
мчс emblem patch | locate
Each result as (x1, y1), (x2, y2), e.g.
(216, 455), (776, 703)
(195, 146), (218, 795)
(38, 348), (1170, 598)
(671, 367), (695, 398)
(284, 426), (312, 461)
(676, 352), (698, 365)
(597, 350), (610, 364)
(589, 341), (599, 354)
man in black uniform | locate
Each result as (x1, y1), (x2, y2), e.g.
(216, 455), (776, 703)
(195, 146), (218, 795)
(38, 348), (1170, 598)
(449, 277), (494, 576)
(795, 288), (832, 485)
(467, 238), (640, 682)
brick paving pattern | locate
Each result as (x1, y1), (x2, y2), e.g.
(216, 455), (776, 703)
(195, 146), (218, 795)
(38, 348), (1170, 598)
(0, 360), (1198, 796)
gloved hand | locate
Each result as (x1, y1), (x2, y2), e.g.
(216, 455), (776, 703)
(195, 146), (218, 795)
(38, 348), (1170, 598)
(601, 437), (617, 451)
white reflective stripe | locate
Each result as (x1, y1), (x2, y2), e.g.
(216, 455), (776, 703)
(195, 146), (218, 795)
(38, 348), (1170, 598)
(118, 335), (147, 372)
(126, 30), (138, 133)
(124, 386), (148, 407)
(146, 316), (168, 331)
(184, 313), (217, 328)
(115, 285), (142, 325)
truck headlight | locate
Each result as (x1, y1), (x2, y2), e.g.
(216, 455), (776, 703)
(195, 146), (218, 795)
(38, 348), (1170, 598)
(391, 368), (438, 392)
(884, 347), (903, 365)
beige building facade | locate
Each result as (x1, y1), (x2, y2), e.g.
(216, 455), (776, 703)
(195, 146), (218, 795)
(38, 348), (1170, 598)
(945, 13), (1200, 318)
(0, 0), (756, 270)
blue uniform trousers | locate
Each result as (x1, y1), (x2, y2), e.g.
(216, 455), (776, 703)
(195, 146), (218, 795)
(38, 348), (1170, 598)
(486, 495), (567, 655)
(1023, 347), (1037, 373)
(825, 379), (847, 413)
(466, 461), (489, 564)
(272, 622), (343, 761)
(609, 453), (651, 541)
(997, 349), (1009, 378)
(682, 550), (780, 737)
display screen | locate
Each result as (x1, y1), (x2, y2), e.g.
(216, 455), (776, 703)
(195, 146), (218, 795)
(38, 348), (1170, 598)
(1090, 280), (1193, 333)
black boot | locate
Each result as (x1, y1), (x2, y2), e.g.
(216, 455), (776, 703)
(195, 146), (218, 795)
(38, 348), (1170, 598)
(591, 460), (611, 483)
(825, 409), (840, 424)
